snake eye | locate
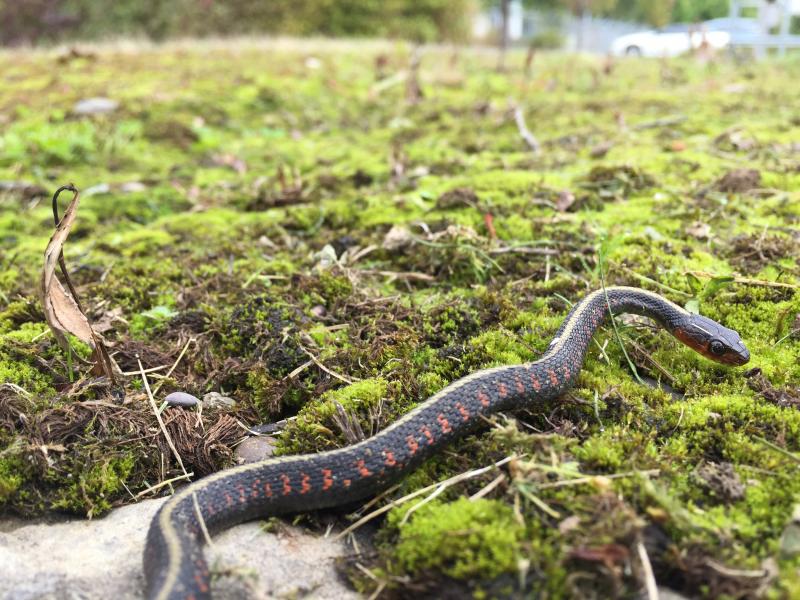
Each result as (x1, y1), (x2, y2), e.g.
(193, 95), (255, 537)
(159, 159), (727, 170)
(709, 340), (725, 356)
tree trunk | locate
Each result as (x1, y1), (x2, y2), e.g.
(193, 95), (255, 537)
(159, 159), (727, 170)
(498, 0), (510, 71)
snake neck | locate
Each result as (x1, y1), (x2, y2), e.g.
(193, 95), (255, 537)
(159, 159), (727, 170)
(544, 286), (688, 373)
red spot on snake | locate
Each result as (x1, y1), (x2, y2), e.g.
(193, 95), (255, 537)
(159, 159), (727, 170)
(343, 479), (351, 488)
(515, 375), (525, 394)
(478, 390), (490, 407)
(252, 479), (261, 499)
(406, 435), (419, 454)
(281, 474), (291, 495)
(193, 574), (209, 594)
(264, 482), (273, 497)
(300, 473), (311, 494)
(224, 493), (234, 508)
(238, 486), (247, 504)
(322, 469), (333, 490)
(421, 425), (434, 445)
(437, 414), (452, 433)
(498, 382), (508, 398)
(384, 450), (397, 467)
(357, 459), (372, 477)
(563, 365), (570, 379)
(548, 368), (559, 386)
(455, 402), (470, 421)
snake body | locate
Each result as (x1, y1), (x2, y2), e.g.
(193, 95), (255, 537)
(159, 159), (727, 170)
(143, 286), (749, 599)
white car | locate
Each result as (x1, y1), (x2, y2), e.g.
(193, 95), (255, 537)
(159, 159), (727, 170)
(610, 24), (731, 57)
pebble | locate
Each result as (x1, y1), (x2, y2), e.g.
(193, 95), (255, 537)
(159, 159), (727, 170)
(163, 391), (199, 408)
(202, 392), (236, 409)
(73, 97), (119, 115)
(235, 436), (277, 463)
(119, 181), (147, 193)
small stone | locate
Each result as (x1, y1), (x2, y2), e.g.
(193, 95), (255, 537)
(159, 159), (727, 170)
(119, 181), (146, 193)
(163, 392), (199, 408)
(73, 97), (119, 115)
(235, 436), (278, 463)
(202, 392), (236, 409)
(382, 225), (413, 251)
(83, 183), (111, 196)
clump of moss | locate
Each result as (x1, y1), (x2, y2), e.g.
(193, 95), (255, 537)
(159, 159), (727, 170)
(387, 497), (524, 581)
(221, 296), (307, 377)
(0, 448), (26, 504)
(49, 453), (137, 518)
(580, 164), (656, 200)
(276, 377), (391, 454)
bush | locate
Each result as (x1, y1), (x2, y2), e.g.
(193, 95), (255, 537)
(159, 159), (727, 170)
(529, 29), (565, 49)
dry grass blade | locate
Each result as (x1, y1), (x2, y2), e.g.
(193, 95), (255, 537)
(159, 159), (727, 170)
(334, 454), (518, 540)
(636, 537), (658, 600)
(138, 357), (189, 480)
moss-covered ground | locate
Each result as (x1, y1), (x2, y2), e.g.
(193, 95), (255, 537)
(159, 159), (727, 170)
(1, 39), (799, 598)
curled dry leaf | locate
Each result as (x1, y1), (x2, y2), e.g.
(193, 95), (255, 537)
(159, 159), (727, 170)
(39, 185), (117, 382)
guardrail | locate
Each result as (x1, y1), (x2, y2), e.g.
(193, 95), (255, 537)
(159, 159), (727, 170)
(730, 35), (800, 54)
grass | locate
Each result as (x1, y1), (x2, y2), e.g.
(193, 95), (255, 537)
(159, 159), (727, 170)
(0, 38), (799, 597)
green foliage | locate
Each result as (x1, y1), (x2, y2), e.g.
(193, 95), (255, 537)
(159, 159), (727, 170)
(672, 0), (729, 23)
(0, 0), (473, 44)
(129, 305), (178, 338)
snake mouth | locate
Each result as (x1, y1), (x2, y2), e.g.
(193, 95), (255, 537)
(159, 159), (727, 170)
(672, 325), (750, 366)
(724, 345), (750, 366)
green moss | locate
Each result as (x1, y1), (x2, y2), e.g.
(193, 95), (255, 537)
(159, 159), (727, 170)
(129, 304), (178, 338)
(50, 454), (136, 518)
(388, 497), (524, 581)
(277, 377), (390, 454)
(0, 451), (26, 504)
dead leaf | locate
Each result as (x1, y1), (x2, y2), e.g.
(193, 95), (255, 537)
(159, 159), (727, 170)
(686, 221), (711, 240)
(555, 190), (576, 212)
(569, 543), (630, 571)
(589, 141), (613, 158)
(558, 515), (581, 534)
(40, 185), (117, 382)
(211, 153), (247, 175)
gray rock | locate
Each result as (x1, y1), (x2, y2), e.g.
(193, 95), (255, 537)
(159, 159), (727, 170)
(119, 181), (147, 193)
(0, 497), (364, 599)
(73, 97), (119, 115)
(202, 392), (236, 409)
(235, 436), (278, 463)
(658, 589), (691, 600)
(82, 182), (111, 196)
(164, 391), (199, 408)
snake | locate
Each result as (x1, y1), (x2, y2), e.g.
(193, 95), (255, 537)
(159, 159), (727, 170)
(143, 286), (750, 599)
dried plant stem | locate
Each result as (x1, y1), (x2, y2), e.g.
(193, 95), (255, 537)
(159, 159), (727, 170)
(139, 357), (189, 479)
(511, 102), (541, 154)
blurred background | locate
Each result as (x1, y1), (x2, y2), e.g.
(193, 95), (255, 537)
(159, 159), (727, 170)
(2, 0), (799, 56)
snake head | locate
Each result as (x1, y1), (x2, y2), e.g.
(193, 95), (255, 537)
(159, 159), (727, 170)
(673, 314), (750, 366)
